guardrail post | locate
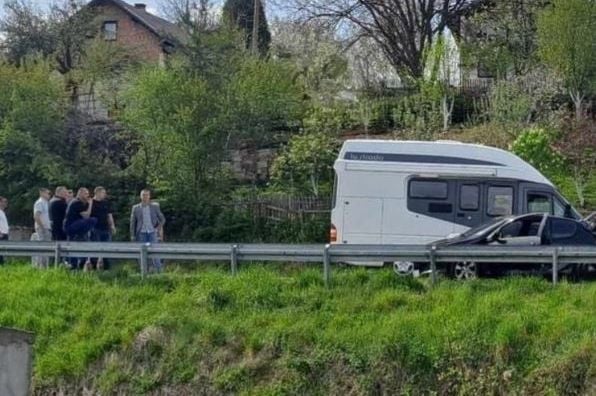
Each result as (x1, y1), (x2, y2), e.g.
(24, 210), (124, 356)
(430, 245), (438, 286)
(552, 248), (559, 285)
(323, 244), (331, 288)
(140, 243), (149, 278)
(54, 243), (61, 269)
(231, 245), (238, 276)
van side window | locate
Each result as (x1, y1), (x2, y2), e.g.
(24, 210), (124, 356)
(460, 184), (479, 210)
(487, 186), (513, 216)
(553, 198), (566, 217)
(409, 180), (448, 199)
(527, 193), (551, 214)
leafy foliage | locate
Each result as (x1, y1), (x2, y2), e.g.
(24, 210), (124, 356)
(537, 0), (596, 120)
(0, 60), (68, 222)
(462, 0), (549, 77)
(510, 128), (564, 180)
(270, 132), (339, 197)
(554, 121), (596, 208)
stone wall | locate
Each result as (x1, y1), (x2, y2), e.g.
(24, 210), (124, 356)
(228, 147), (278, 182)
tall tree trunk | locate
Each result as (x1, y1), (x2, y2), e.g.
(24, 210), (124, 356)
(441, 94), (454, 132)
(570, 90), (584, 121)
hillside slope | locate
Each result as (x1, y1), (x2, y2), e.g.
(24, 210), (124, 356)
(0, 265), (594, 395)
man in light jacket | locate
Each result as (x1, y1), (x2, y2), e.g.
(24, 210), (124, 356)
(33, 188), (52, 268)
(0, 196), (9, 265)
(130, 189), (166, 272)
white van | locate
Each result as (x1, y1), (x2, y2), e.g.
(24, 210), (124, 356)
(330, 140), (579, 257)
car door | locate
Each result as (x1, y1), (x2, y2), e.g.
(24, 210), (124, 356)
(489, 214), (545, 246)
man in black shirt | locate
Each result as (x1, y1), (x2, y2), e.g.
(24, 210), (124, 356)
(49, 186), (68, 241)
(64, 187), (97, 269)
(90, 187), (115, 270)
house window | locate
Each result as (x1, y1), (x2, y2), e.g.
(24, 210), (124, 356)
(102, 21), (118, 41)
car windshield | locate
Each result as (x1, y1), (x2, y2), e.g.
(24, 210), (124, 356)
(460, 217), (508, 238)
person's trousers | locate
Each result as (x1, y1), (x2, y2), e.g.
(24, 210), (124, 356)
(136, 231), (162, 273)
(65, 218), (97, 269)
(52, 227), (67, 242)
(33, 228), (52, 269)
(91, 229), (112, 270)
(0, 234), (7, 265)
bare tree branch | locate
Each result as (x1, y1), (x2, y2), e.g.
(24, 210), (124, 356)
(288, 0), (478, 81)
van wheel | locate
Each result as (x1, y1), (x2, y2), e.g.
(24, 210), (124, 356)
(393, 261), (414, 277)
(451, 261), (478, 280)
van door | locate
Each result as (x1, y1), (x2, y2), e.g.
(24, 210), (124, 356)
(455, 182), (483, 228)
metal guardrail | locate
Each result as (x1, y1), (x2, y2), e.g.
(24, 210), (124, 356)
(0, 241), (594, 286)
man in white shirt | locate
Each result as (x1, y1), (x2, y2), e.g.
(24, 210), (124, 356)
(0, 196), (8, 265)
(33, 188), (52, 268)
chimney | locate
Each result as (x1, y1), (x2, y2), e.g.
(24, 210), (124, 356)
(134, 3), (146, 11)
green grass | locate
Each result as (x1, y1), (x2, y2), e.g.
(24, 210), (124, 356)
(0, 263), (594, 395)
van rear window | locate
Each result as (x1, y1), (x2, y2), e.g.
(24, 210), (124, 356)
(409, 180), (448, 199)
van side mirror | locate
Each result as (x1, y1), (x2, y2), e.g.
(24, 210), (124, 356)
(564, 204), (572, 218)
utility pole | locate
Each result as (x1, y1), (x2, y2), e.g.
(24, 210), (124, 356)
(251, 0), (260, 55)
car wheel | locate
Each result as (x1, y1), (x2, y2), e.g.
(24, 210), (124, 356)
(570, 263), (588, 282)
(393, 261), (415, 276)
(451, 261), (478, 280)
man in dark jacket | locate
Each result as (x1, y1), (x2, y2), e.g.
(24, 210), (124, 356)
(90, 187), (115, 270)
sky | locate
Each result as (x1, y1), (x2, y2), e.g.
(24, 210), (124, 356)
(0, 0), (162, 16)
(0, 0), (284, 19)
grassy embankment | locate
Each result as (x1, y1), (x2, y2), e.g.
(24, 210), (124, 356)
(0, 263), (594, 395)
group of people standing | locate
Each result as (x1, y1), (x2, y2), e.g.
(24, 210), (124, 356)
(0, 187), (166, 272)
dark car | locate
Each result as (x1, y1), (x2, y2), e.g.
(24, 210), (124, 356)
(425, 213), (596, 280)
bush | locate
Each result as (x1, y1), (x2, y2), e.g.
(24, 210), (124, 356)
(510, 128), (565, 180)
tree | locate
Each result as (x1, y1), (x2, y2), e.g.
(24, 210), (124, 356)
(554, 121), (596, 208)
(270, 20), (348, 101)
(0, 60), (69, 223)
(462, 0), (550, 78)
(0, 0), (55, 64)
(270, 132), (339, 196)
(291, 0), (477, 81)
(222, 0), (272, 56)
(537, 0), (596, 120)
(425, 34), (458, 131)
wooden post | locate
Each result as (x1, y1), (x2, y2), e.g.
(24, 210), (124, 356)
(231, 245), (238, 276)
(140, 243), (148, 278)
(323, 244), (331, 288)
(430, 245), (438, 286)
(552, 248), (559, 285)
(54, 243), (61, 269)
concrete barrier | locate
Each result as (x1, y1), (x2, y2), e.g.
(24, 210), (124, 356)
(0, 328), (34, 396)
